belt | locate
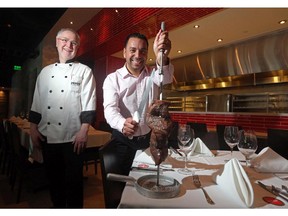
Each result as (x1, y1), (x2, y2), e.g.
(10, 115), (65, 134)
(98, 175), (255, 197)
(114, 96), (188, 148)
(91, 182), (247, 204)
(132, 134), (149, 141)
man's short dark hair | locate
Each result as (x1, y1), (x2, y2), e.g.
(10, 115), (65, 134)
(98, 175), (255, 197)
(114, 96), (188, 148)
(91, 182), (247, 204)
(124, 33), (149, 48)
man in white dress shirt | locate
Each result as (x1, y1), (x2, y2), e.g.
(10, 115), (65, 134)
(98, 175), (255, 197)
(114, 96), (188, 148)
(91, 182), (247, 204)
(103, 29), (174, 175)
(29, 28), (96, 208)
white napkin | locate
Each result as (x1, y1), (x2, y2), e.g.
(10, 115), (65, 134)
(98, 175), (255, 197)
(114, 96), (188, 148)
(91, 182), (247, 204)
(133, 148), (155, 165)
(190, 138), (214, 157)
(212, 158), (254, 207)
(250, 147), (288, 173)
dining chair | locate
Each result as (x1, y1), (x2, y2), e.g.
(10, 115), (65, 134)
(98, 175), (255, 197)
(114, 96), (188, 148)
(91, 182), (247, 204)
(99, 138), (125, 208)
(167, 121), (179, 149)
(0, 119), (7, 173)
(83, 146), (100, 175)
(216, 124), (242, 151)
(9, 122), (48, 203)
(267, 128), (288, 160)
(98, 121), (113, 133)
(187, 122), (208, 140)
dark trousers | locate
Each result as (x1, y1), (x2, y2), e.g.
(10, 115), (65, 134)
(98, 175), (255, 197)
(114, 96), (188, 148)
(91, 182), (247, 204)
(42, 141), (84, 208)
(112, 129), (151, 176)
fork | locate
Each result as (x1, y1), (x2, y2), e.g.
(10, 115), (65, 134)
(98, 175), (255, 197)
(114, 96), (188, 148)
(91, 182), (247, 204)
(193, 175), (215, 205)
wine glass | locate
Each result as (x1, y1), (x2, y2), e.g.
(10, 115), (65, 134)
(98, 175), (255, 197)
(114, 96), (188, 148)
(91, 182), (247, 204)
(238, 130), (258, 166)
(177, 124), (195, 175)
(224, 126), (240, 156)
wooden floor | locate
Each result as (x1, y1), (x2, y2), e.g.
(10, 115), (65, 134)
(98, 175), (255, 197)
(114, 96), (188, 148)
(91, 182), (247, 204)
(0, 163), (105, 208)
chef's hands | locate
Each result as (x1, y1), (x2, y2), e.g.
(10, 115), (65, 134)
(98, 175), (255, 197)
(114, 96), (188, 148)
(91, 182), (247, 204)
(73, 123), (89, 154)
(30, 123), (45, 148)
(153, 29), (171, 66)
(122, 117), (139, 137)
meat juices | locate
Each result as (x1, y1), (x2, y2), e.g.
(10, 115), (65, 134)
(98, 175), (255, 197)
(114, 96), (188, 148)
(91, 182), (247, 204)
(146, 100), (173, 165)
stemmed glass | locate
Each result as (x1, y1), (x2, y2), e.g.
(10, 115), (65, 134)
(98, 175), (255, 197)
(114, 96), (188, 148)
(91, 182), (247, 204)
(238, 130), (258, 166)
(224, 126), (240, 156)
(177, 124), (195, 175)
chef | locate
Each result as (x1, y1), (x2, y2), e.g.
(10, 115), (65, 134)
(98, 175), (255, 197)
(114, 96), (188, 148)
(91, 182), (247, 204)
(29, 28), (96, 208)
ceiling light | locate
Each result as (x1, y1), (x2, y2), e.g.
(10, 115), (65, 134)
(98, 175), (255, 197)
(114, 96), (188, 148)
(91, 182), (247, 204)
(194, 25), (200, 28)
(217, 38), (223, 42)
(177, 50), (182, 54)
(149, 58), (153, 61)
(279, 20), (287, 25)
(90, 28), (94, 31)
(70, 21), (73, 25)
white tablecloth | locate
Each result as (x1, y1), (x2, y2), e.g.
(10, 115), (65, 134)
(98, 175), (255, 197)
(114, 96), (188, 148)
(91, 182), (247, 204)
(118, 149), (288, 208)
(8, 117), (111, 163)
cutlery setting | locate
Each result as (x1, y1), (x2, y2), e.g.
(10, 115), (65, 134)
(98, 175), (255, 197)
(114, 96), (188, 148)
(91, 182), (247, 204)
(193, 175), (215, 205)
(258, 181), (288, 202)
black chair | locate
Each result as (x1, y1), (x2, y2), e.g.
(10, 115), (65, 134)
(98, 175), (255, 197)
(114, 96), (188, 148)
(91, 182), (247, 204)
(98, 121), (112, 133)
(267, 128), (288, 160)
(99, 138), (125, 208)
(9, 122), (48, 203)
(0, 119), (8, 174)
(167, 121), (179, 149)
(83, 146), (101, 175)
(187, 122), (208, 140)
(216, 124), (242, 151)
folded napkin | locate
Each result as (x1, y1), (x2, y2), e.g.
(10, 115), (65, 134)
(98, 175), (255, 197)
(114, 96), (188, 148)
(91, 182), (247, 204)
(212, 158), (254, 207)
(133, 148), (155, 165)
(250, 147), (288, 173)
(190, 138), (214, 157)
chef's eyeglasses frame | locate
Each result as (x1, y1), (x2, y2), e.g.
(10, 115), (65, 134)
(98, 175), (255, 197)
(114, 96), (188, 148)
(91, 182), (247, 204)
(57, 37), (79, 47)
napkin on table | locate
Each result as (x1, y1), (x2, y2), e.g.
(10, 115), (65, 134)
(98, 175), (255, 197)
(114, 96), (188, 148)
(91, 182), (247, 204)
(190, 138), (214, 157)
(212, 158), (254, 207)
(250, 147), (288, 173)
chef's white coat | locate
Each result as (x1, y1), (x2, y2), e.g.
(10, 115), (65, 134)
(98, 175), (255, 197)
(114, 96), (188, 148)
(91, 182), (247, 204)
(30, 62), (96, 143)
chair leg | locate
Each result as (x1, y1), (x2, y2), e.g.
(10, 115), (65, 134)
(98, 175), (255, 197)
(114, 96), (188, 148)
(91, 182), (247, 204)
(94, 161), (97, 175)
(16, 172), (24, 204)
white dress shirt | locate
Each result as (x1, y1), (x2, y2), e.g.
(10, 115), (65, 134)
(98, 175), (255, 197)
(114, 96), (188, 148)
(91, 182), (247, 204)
(103, 63), (174, 137)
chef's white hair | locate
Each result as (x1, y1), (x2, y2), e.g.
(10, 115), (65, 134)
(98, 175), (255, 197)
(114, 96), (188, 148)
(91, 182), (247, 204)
(56, 28), (80, 44)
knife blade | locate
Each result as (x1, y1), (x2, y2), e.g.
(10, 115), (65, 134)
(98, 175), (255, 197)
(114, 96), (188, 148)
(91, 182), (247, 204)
(258, 181), (288, 202)
(131, 167), (174, 172)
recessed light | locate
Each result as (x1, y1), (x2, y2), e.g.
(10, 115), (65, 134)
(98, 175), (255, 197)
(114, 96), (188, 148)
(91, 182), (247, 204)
(90, 28), (94, 31)
(193, 25), (200, 28)
(217, 38), (223, 42)
(70, 21), (73, 25)
(177, 50), (182, 54)
(279, 20), (287, 25)
(149, 58), (153, 61)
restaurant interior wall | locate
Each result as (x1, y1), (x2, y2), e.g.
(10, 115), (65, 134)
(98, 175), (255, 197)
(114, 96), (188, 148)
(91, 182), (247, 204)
(7, 8), (288, 134)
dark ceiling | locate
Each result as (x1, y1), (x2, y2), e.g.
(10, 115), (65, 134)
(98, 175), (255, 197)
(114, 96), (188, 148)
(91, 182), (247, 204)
(0, 8), (67, 87)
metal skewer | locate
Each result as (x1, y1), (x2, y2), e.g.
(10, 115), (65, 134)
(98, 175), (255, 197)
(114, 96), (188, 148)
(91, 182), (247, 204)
(156, 21), (166, 186)
(159, 21), (165, 101)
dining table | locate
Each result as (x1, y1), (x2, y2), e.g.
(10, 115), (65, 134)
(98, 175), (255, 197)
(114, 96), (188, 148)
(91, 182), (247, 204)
(7, 116), (112, 163)
(116, 147), (288, 209)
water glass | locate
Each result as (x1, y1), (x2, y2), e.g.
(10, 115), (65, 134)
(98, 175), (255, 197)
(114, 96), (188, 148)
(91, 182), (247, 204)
(238, 130), (258, 166)
(177, 124), (195, 175)
(224, 126), (240, 156)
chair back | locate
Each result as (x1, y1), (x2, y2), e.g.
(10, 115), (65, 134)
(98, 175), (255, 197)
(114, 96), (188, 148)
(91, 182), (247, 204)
(98, 121), (112, 133)
(187, 122), (208, 139)
(99, 138), (125, 208)
(267, 128), (288, 159)
(167, 121), (179, 149)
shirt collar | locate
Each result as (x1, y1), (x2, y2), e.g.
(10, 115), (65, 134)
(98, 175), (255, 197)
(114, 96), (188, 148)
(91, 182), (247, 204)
(121, 64), (150, 79)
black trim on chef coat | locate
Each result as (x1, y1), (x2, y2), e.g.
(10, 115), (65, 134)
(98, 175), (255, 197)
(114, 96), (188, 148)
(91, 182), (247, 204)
(29, 110), (42, 124)
(80, 110), (96, 124)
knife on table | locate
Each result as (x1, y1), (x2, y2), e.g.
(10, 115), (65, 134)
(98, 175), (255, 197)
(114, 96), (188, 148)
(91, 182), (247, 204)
(258, 181), (288, 202)
(131, 167), (175, 172)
